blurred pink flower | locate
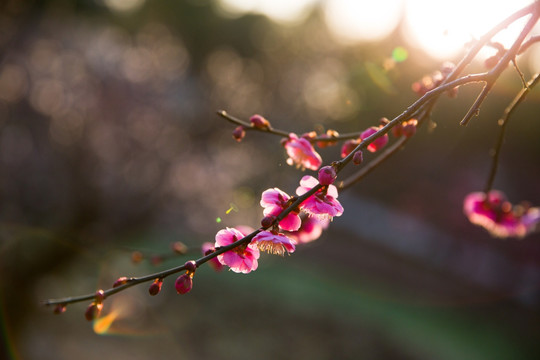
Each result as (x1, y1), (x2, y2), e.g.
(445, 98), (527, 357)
(287, 216), (329, 244)
(260, 188), (301, 231)
(360, 126), (388, 152)
(463, 190), (539, 238)
(202, 242), (224, 272)
(214, 228), (260, 273)
(253, 230), (296, 255)
(296, 175), (343, 220)
(283, 133), (322, 171)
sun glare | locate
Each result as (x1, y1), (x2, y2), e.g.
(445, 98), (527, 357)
(324, 0), (404, 43)
(403, 0), (533, 59)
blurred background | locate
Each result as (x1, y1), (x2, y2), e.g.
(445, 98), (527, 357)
(1, 0), (539, 359)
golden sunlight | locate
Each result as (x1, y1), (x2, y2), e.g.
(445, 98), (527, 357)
(93, 310), (120, 335)
(403, 0), (533, 59)
(323, 0), (404, 43)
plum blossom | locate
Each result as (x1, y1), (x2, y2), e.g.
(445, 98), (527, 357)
(260, 188), (301, 231)
(287, 216), (329, 244)
(253, 230), (296, 255)
(214, 228), (260, 273)
(360, 126), (388, 152)
(463, 190), (540, 238)
(296, 175), (343, 220)
(282, 133), (322, 171)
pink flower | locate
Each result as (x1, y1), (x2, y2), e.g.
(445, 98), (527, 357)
(296, 175), (344, 220)
(463, 190), (538, 238)
(340, 139), (361, 158)
(260, 188), (301, 231)
(253, 230), (296, 255)
(214, 228), (260, 274)
(287, 216), (329, 244)
(361, 126), (388, 152)
(283, 133), (322, 171)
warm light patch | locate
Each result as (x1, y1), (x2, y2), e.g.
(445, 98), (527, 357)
(403, 0), (532, 60)
(93, 310), (120, 335)
(323, 0), (404, 43)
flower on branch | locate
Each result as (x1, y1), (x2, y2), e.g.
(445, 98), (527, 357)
(463, 190), (540, 238)
(260, 188), (301, 231)
(253, 230), (296, 255)
(282, 133), (322, 171)
(341, 138), (361, 158)
(214, 227), (260, 273)
(296, 175), (344, 220)
(202, 242), (224, 272)
(360, 126), (388, 153)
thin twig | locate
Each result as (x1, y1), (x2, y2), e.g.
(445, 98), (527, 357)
(484, 72), (540, 193)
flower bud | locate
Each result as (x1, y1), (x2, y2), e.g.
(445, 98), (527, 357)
(340, 139), (360, 158)
(148, 278), (163, 296)
(391, 123), (404, 138)
(250, 114), (270, 129)
(361, 126), (388, 152)
(184, 260), (197, 273)
(85, 302), (103, 321)
(261, 215), (277, 228)
(53, 304), (67, 314)
(175, 274), (193, 295)
(95, 289), (105, 304)
(353, 150), (364, 165)
(232, 126), (245, 142)
(402, 119), (417, 138)
(318, 166), (337, 185)
(113, 277), (128, 288)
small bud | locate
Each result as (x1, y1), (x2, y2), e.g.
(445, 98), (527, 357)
(95, 289), (105, 304)
(113, 277), (128, 288)
(318, 165), (337, 185)
(402, 119), (417, 138)
(232, 126), (245, 142)
(85, 302), (103, 321)
(175, 274), (193, 295)
(171, 241), (187, 254)
(301, 131), (317, 139)
(261, 215), (277, 228)
(131, 251), (143, 264)
(148, 278), (163, 296)
(353, 150), (364, 165)
(391, 123), (404, 138)
(250, 114), (270, 129)
(53, 304), (67, 314)
(316, 129), (339, 148)
(379, 117), (390, 126)
(184, 260), (197, 273)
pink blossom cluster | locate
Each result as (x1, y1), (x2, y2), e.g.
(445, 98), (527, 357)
(463, 190), (540, 238)
(282, 133), (322, 171)
(211, 175), (344, 273)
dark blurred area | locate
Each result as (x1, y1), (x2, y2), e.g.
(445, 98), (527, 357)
(0, 0), (539, 359)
